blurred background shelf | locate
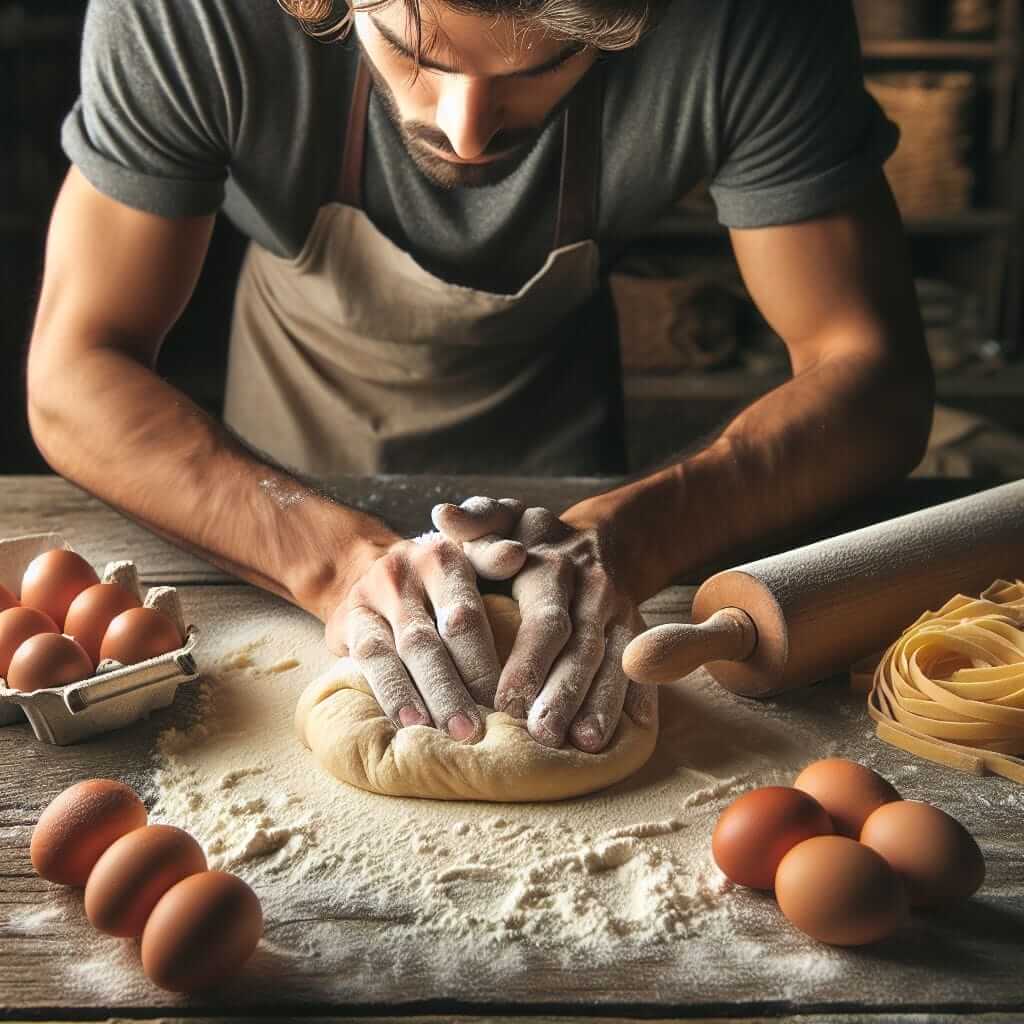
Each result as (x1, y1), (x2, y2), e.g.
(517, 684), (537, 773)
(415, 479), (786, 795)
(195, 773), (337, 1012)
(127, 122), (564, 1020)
(1, 0), (1022, 476)
(632, 208), (1021, 240)
(861, 39), (1016, 59)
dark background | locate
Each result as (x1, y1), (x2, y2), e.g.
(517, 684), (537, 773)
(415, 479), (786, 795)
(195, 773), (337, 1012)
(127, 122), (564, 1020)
(3, 0), (1022, 476)
(2, 0), (246, 475)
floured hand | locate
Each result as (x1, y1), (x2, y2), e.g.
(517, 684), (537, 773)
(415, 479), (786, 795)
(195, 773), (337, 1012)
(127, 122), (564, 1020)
(324, 531), (526, 744)
(432, 497), (656, 753)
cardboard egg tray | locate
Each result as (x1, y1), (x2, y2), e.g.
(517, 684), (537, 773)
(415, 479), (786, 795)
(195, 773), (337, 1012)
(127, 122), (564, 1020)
(0, 533), (199, 745)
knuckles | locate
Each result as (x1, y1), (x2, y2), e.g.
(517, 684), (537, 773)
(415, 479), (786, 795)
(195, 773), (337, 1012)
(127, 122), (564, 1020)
(520, 604), (572, 646)
(350, 630), (394, 661)
(579, 565), (614, 603)
(571, 623), (606, 662)
(395, 620), (441, 656)
(437, 601), (484, 641)
(366, 549), (413, 600)
(517, 506), (565, 545)
(412, 533), (467, 575)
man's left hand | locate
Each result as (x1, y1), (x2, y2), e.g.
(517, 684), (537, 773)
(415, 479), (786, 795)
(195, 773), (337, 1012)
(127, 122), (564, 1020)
(432, 497), (656, 752)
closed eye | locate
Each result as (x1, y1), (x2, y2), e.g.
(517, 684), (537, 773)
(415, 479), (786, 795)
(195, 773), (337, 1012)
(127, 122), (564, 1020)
(374, 22), (586, 80)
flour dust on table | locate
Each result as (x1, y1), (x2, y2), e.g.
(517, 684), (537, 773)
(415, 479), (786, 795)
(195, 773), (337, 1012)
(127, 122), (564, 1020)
(28, 591), (1018, 1006)
(137, 601), (842, 961)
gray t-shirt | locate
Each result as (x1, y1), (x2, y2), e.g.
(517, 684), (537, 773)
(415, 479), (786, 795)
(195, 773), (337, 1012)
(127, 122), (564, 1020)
(63, 0), (898, 294)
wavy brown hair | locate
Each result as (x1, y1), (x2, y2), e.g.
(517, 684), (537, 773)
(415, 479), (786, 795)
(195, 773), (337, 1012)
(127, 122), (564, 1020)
(277, 0), (658, 52)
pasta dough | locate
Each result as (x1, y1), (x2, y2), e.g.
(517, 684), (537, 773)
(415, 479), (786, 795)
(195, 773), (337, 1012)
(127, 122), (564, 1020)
(868, 579), (1024, 784)
(295, 595), (659, 801)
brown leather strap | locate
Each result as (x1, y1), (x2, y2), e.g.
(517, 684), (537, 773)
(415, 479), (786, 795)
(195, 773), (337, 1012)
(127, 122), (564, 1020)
(553, 65), (604, 249)
(337, 59), (372, 208)
(337, 57), (604, 245)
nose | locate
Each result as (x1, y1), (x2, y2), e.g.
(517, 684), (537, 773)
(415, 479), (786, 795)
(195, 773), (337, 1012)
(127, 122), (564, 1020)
(435, 77), (502, 160)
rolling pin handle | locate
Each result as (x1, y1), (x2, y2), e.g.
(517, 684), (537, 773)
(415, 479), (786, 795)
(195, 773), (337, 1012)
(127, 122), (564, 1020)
(622, 607), (758, 685)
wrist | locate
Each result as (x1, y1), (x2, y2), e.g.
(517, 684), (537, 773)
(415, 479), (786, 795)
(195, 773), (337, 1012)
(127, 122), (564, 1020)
(563, 443), (740, 602)
(286, 500), (398, 622)
(562, 466), (684, 603)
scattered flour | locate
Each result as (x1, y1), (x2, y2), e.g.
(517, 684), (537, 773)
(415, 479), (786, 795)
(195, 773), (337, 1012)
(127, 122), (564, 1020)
(137, 603), (846, 964)
(16, 597), (900, 1003)
(10, 591), (1020, 1009)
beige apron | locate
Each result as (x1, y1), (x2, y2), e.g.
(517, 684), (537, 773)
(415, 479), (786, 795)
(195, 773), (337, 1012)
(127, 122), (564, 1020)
(224, 61), (625, 476)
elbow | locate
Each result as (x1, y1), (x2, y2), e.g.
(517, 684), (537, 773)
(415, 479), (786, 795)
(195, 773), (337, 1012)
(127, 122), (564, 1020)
(26, 338), (52, 451)
(883, 347), (936, 480)
(25, 330), (74, 473)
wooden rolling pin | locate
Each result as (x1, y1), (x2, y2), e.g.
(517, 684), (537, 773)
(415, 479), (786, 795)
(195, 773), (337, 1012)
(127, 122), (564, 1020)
(623, 479), (1024, 698)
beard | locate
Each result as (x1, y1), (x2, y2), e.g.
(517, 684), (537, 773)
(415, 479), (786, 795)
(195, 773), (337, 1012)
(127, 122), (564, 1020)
(360, 49), (564, 189)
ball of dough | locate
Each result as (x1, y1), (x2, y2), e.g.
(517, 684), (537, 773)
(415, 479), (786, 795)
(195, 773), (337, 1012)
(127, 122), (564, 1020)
(295, 595), (658, 802)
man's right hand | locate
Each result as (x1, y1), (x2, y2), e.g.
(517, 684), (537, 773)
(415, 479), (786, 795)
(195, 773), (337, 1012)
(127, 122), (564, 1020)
(324, 529), (526, 744)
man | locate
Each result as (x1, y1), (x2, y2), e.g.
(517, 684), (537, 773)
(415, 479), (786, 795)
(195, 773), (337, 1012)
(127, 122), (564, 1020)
(26, 0), (934, 758)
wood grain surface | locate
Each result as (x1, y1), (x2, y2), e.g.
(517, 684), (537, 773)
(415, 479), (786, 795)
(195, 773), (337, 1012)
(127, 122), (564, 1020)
(1, 476), (1022, 1022)
(4, 1017), (1024, 1024)
(0, 475), (996, 585)
(0, 476), (617, 585)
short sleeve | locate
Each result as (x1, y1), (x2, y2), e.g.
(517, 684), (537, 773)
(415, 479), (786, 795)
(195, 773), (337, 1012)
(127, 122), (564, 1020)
(61, 0), (231, 217)
(708, 0), (899, 229)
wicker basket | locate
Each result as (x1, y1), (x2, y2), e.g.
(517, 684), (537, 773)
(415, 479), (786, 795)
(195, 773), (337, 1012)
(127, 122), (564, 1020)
(867, 72), (977, 217)
(948, 0), (997, 36)
(853, 0), (938, 39)
(611, 273), (742, 373)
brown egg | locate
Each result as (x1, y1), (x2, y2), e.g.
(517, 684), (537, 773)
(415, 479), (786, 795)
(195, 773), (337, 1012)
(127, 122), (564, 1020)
(21, 549), (100, 629)
(85, 824), (208, 937)
(0, 583), (18, 612)
(775, 835), (908, 946)
(860, 800), (985, 908)
(31, 779), (147, 886)
(100, 607), (182, 666)
(6, 633), (94, 693)
(141, 871), (263, 993)
(64, 583), (142, 666)
(0, 606), (59, 678)
(793, 758), (901, 838)
(712, 786), (833, 889)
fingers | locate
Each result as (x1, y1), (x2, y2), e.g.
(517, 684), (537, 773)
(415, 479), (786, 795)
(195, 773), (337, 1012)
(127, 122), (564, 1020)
(526, 576), (620, 751)
(432, 496), (525, 543)
(528, 617), (607, 749)
(390, 607), (484, 743)
(461, 535), (528, 580)
(494, 558), (574, 720)
(343, 606), (430, 729)
(623, 678), (659, 729)
(413, 535), (502, 708)
(515, 505), (572, 547)
(432, 498), (528, 579)
(566, 622), (634, 753)
(347, 541), (486, 743)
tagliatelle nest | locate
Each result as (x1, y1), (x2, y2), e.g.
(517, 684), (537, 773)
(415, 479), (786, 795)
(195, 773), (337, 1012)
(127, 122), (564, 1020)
(868, 579), (1024, 783)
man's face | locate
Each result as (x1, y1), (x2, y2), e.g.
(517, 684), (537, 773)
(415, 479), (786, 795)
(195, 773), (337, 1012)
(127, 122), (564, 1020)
(353, 3), (597, 188)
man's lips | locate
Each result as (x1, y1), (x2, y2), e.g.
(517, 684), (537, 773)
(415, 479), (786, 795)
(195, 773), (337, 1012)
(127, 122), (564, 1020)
(417, 138), (521, 165)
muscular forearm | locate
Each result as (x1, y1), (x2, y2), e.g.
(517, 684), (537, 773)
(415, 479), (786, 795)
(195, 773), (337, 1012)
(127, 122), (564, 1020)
(27, 345), (397, 620)
(564, 348), (934, 602)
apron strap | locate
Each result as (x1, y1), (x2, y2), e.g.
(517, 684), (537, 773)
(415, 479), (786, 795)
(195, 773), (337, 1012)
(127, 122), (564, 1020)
(336, 57), (603, 248)
(553, 65), (603, 249)
(337, 59), (372, 208)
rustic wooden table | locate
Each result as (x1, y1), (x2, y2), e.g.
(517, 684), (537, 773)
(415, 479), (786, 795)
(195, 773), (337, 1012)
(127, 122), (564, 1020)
(0, 474), (1021, 1024)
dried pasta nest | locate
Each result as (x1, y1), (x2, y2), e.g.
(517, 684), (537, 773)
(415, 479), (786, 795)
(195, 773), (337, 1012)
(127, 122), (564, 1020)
(869, 579), (1024, 783)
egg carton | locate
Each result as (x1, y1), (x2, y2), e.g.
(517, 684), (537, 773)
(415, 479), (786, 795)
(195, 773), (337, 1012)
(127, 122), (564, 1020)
(0, 533), (199, 745)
